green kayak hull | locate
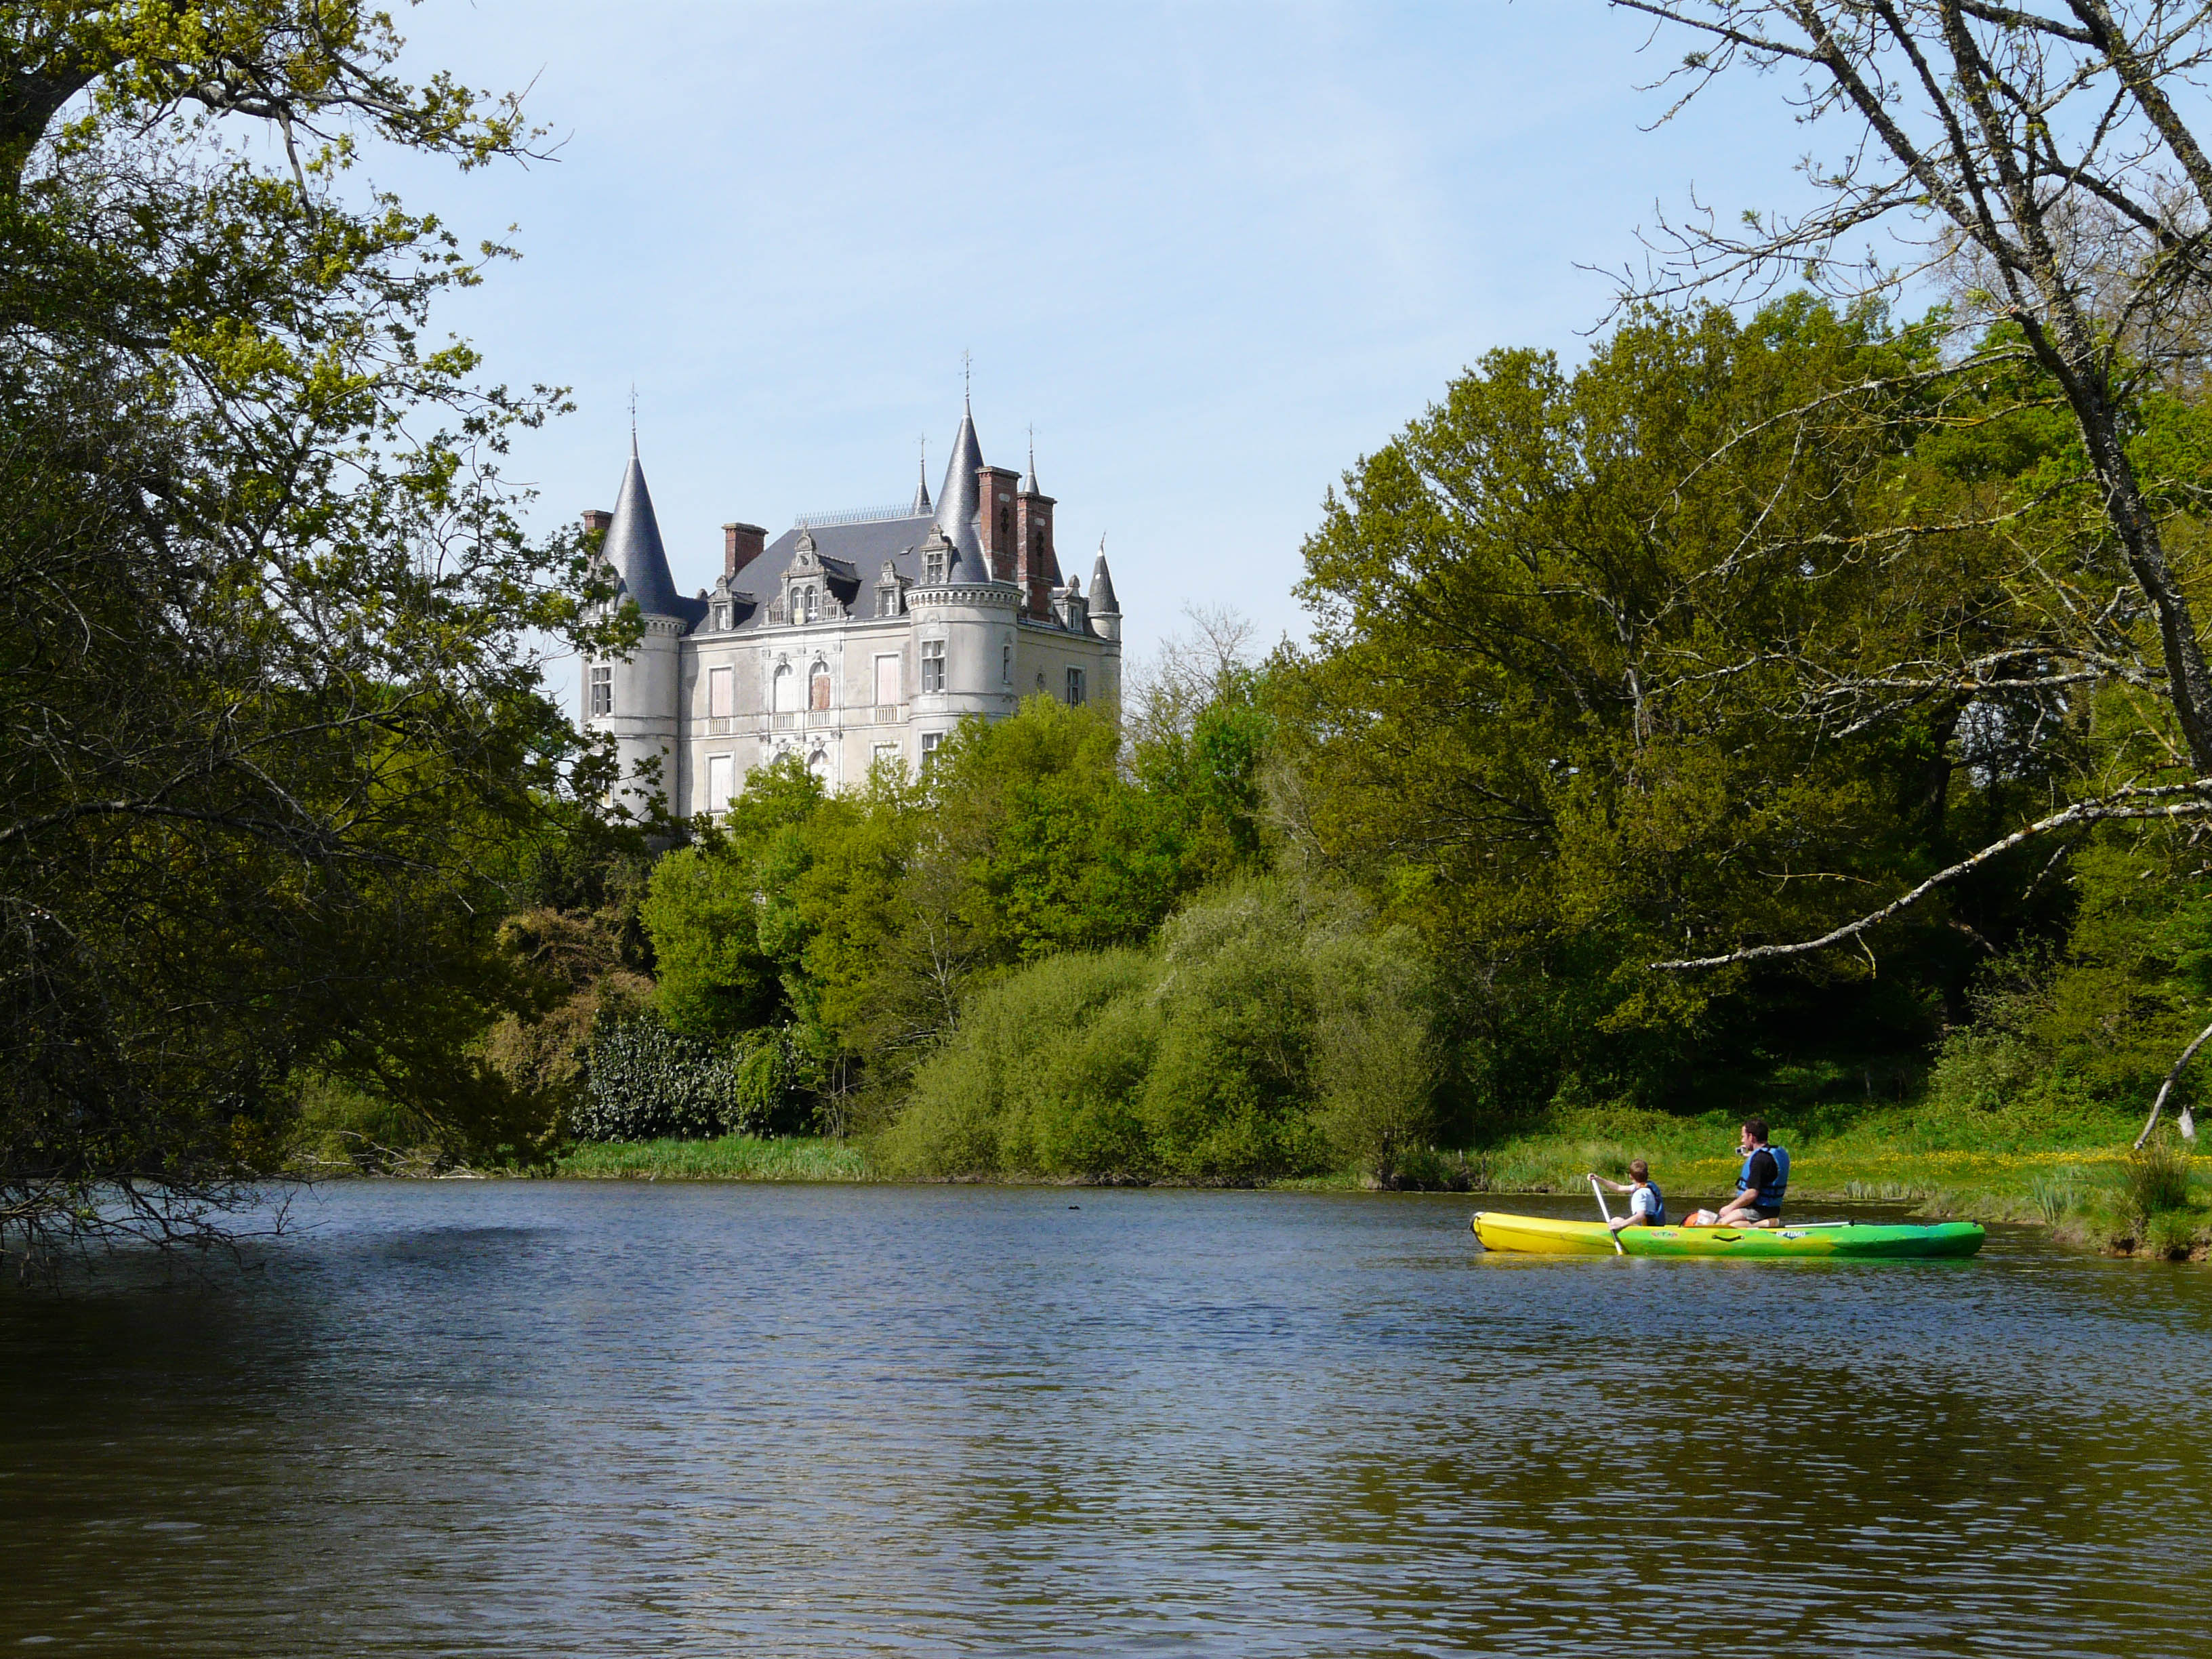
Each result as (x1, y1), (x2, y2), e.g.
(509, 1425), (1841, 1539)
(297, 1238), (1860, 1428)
(1473, 1211), (1986, 1259)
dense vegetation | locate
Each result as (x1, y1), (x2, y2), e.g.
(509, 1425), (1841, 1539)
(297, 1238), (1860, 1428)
(537, 298), (2206, 1207)
(0, 3), (615, 1246)
(9, 3), (2211, 1255)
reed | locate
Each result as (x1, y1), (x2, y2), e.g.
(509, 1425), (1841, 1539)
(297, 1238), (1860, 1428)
(557, 1134), (870, 1183)
(2119, 1134), (2194, 1223)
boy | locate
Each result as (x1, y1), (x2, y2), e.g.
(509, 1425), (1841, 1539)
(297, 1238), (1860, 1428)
(1590, 1159), (1666, 1232)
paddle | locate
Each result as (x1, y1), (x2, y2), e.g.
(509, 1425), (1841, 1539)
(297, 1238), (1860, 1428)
(1589, 1174), (1625, 1256)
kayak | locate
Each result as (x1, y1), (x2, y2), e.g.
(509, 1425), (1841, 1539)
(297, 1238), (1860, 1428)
(1471, 1211), (1985, 1260)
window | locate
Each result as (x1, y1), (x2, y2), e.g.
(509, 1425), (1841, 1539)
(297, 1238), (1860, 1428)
(772, 662), (798, 713)
(708, 665), (733, 719)
(589, 664), (611, 717)
(920, 731), (943, 769)
(809, 661), (832, 711)
(806, 747), (829, 778)
(872, 741), (900, 771)
(706, 754), (735, 816)
(877, 585), (896, 617)
(1066, 666), (1086, 706)
(874, 653), (901, 705)
(924, 550), (945, 584)
(1001, 642), (1012, 685)
(920, 639), (945, 693)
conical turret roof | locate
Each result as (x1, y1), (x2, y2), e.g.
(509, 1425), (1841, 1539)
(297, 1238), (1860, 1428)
(1090, 540), (1120, 613)
(935, 399), (988, 577)
(603, 444), (684, 618)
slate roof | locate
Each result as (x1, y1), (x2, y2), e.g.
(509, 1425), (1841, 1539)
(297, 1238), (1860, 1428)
(935, 402), (987, 565)
(716, 513), (964, 637)
(604, 448), (687, 620)
(1090, 546), (1119, 614)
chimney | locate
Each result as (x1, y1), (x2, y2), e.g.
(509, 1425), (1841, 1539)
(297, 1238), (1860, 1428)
(724, 522), (766, 581)
(581, 508), (613, 535)
(979, 466), (1021, 585)
(1015, 485), (1057, 621)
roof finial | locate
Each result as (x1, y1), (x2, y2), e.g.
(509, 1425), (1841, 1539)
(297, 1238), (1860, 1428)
(628, 384), (638, 457)
(962, 349), (972, 410)
(1025, 423), (1038, 494)
(912, 432), (933, 514)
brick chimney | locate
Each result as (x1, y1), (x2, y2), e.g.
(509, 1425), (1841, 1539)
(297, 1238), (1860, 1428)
(1015, 488), (1057, 621)
(979, 466), (1021, 585)
(581, 508), (613, 535)
(724, 522), (766, 581)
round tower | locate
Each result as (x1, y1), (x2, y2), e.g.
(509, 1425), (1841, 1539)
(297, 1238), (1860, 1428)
(583, 443), (687, 819)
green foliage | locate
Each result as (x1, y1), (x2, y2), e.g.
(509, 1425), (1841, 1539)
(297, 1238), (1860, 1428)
(556, 1134), (869, 1183)
(873, 879), (1438, 1184)
(1280, 294), (2212, 1136)
(632, 687), (1277, 1136)
(577, 1013), (804, 1143)
(0, 4), (614, 1242)
(2121, 1132), (2196, 1223)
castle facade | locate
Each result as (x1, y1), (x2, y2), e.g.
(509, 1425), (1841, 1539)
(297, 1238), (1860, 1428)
(581, 399), (1123, 817)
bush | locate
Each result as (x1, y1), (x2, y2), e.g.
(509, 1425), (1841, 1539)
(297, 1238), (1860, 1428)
(874, 949), (1157, 1178)
(874, 878), (1439, 1183)
(576, 1012), (801, 1143)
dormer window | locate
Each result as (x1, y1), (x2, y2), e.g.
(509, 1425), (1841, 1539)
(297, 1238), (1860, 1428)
(925, 550), (945, 585)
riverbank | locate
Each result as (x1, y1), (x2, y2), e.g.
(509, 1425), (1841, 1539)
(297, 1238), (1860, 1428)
(552, 1119), (2211, 1259)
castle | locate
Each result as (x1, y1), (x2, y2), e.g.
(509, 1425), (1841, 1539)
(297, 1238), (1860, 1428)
(581, 397), (1124, 818)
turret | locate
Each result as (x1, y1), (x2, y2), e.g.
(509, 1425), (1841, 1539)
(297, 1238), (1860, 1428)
(1088, 539), (1122, 644)
(583, 441), (684, 819)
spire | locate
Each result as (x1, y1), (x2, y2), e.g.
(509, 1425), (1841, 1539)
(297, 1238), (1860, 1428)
(603, 445), (684, 618)
(912, 434), (932, 514)
(934, 388), (987, 577)
(1090, 535), (1119, 614)
(1023, 424), (1040, 495)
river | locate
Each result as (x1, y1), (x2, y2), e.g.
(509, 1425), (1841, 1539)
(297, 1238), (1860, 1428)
(1, 1183), (2205, 1656)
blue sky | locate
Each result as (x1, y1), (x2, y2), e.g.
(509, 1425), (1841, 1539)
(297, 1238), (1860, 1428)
(379, 1), (1822, 675)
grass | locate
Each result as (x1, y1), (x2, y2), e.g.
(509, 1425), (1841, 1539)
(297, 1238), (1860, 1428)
(546, 1099), (2212, 1261)
(556, 1134), (872, 1183)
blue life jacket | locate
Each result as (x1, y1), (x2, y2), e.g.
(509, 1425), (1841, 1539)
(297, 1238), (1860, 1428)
(1737, 1145), (1789, 1209)
(1635, 1180), (1666, 1226)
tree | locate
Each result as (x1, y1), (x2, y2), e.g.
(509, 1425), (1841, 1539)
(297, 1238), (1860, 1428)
(0, 4), (603, 1252)
(1286, 299), (2095, 1118)
(1610, 2), (2212, 1135)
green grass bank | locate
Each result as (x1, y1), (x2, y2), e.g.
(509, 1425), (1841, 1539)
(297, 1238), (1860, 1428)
(553, 1111), (2211, 1260)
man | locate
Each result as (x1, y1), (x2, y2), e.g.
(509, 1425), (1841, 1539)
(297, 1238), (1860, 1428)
(1590, 1159), (1666, 1233)
(1681, 1118), (1789, 1228)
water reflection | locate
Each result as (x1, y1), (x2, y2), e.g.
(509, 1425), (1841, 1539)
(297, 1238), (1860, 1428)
(2, 1184), (2205, 1656)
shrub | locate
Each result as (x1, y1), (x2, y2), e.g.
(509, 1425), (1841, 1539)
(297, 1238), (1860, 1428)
(874, 877), (1436, 1183)
(874, 949), (1157, 1178)
(2144, 1208), (2203, 1260)
(576, 1012), (799, 1143)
